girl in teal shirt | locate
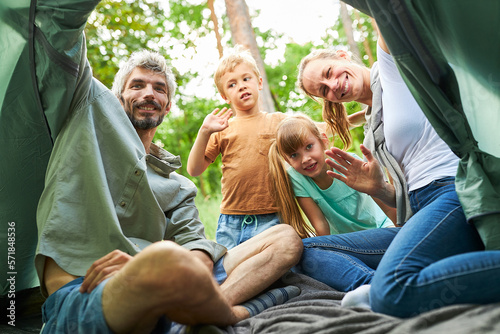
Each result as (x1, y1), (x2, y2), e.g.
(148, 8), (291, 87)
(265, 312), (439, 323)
(269, 114), (395, 238)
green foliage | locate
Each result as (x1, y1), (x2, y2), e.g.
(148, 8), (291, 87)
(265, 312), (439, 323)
(195, 192), (221, 240)
(85, 0), (168, 88)
(265, 42), (320, 115)
(168, 1), (208, 42)
(324, 9), (377, 67)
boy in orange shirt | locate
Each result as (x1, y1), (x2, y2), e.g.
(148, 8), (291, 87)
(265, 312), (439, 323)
(187, 46), (287, 249)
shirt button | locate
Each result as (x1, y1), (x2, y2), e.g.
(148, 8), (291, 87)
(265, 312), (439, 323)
(120, 201), (126, 207)
(134, 170), (141, 176)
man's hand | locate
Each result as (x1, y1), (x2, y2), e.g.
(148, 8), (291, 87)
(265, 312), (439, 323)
(79, 250), (132, 293)
(325, 144), (396, 206)
(190, 250), (214, 272)
(201, 107), (232, 134)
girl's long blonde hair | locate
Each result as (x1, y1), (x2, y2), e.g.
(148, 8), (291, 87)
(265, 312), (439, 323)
(297, 49), (352, 150)
(268, 114), (328, 238)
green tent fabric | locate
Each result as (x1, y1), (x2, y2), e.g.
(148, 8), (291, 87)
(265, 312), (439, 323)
(0, 0), (99, 296)
(0, 0), (48, 295)
(343, 0), (500, 249)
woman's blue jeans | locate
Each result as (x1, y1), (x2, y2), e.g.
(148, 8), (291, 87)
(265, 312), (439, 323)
(297, 177), (500, 317)
(295, 227), (399, 291)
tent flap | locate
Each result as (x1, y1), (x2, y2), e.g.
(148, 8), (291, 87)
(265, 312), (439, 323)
(344, 0), (500, 249)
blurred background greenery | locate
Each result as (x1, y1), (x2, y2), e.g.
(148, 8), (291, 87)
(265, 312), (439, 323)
(195, 193), (221, 240)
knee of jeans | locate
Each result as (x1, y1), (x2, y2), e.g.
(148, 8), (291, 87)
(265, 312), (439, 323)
(295, 247), (322, 275)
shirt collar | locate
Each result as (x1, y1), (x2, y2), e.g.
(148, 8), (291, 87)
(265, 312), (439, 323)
(147, 143), (182, 177)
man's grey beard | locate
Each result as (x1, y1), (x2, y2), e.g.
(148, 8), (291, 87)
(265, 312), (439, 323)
(121, 97), (165, 130)
(127, 113), (165, 130)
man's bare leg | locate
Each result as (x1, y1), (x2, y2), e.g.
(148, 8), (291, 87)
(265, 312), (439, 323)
(101, 241), (248, 334)
(220, 224), (303, 306)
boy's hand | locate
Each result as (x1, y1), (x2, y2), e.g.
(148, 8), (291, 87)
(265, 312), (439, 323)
(201, 107), (232, 134)
(187, 108), (231, 176)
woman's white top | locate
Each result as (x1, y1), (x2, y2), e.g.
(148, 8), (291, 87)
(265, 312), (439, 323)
(377, 45), (459, 191)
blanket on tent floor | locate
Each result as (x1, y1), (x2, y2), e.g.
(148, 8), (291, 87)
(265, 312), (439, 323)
(174, 272), (500, 334)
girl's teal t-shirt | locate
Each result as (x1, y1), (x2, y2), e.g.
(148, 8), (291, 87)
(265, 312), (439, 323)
(287, 156), (392, 234)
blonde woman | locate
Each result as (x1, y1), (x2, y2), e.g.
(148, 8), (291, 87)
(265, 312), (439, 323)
(294, 31), (493, 318)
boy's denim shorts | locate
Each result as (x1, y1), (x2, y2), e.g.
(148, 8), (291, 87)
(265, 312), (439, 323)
(41, 258), (228, 334)
(216, 213), (280, 250)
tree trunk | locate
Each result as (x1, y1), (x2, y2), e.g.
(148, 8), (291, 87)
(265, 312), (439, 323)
(207, 0), (223, 58)
(340, 1), (361, 61)
(224, 0), (276, 113)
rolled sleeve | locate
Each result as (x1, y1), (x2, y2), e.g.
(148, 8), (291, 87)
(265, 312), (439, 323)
(163, 174), (227, 262)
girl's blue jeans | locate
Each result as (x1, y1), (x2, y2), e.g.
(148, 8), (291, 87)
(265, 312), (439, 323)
(296, 177), (500, 317)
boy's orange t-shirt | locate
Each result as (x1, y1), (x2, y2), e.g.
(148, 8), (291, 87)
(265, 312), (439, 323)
(205, 111), (287, 215)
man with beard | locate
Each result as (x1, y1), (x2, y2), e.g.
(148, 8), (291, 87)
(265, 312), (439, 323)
(36, 39), (302, 334)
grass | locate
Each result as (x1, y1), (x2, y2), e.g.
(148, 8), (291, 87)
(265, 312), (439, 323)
(194, 192), (221, 241)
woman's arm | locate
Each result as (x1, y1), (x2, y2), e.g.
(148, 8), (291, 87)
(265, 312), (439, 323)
(348, 108), (367, 129)
(372, 197), (397, 226)
(374, 20), (390, 54)
(296, 197), (331, 236)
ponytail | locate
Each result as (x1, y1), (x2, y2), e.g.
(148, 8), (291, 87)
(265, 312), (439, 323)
(268, 141), (316, 238)
(323, 100), (352, 150)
